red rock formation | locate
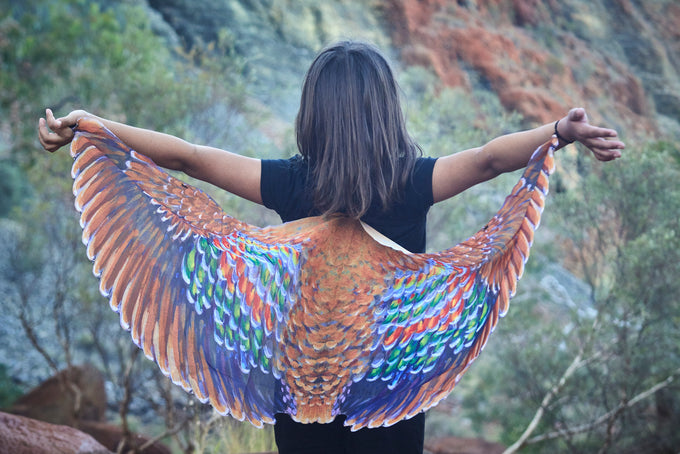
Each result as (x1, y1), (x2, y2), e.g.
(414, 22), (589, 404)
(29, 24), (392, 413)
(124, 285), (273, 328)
(383, 0), (655, 131)
(0, 411), (112, 454)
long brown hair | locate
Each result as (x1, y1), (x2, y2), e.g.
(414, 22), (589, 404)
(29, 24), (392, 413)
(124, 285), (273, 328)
(296, 41), (420, 219)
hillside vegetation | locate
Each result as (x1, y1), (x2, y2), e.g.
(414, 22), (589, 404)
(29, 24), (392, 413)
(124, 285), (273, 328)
(1, 0), (678, 453)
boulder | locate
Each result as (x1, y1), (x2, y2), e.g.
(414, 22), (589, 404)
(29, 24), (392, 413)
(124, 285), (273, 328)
(78, 420), (172, 454)
(9, 364), (106, 427)
(0, 411), (112, 454)
(8, 365), (171, 454)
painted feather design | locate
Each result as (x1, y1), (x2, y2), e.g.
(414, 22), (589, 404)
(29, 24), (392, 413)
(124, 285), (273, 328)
(69, 118), (556, 430)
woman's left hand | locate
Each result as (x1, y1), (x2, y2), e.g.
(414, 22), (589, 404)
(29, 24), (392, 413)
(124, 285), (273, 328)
(557, 107), (625, 161)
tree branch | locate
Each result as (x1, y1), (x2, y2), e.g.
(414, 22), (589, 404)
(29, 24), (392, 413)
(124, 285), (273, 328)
(525, 367), (680, 445)
(116, 347), (140, 454)
(137, 418), (189, 453)
(17, 294), (59, 374)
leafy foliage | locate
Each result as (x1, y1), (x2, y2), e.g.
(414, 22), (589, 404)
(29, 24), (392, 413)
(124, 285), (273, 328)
(553, 141), (680, 452)
(447, 141), (680, 453)
(0, 363), (23, 409)
(400, 65), (526, 250)
(0, 0), (274, 451)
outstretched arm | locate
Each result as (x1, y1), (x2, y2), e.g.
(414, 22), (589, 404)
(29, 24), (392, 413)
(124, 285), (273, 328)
(38, 109), (263, 204)
(432, 108), (625, 203)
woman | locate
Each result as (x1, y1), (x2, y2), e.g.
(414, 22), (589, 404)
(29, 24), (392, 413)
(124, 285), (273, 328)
(39, 41), (623, 454)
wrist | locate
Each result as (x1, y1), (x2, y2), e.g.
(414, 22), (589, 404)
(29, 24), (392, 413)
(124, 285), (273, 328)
(554, 119), (574, 144)
(62, 110), (90, 131)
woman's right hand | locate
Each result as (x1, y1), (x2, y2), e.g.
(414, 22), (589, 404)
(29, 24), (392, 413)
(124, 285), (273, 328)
(38, 108), (90, 152)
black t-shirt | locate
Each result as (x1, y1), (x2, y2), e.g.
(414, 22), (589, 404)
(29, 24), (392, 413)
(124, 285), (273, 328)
(260, 156), (437, 253)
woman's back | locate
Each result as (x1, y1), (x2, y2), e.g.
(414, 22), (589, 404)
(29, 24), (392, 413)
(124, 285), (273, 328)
(261, 155), (437, 253)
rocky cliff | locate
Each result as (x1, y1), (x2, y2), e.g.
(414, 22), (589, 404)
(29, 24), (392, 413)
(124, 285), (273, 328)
(384, 0), (679, 136)
(146, 0), (680, 140)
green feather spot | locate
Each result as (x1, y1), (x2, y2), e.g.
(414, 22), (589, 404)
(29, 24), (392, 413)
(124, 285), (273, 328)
(215, 283), (224, 302)
(215, 302), (225, 321)
(403, 341), (416, 356)
(397, 310), (410, 324)
(387, 347), (401, 364)
(254, 328), (263, 346)
(241, 332), (251, 351)
(384, 359), (398, 375)
(397, 357), (410, 372)
(418, 332), (432, 350)
(412, 300), (427, 318)
(184, 248), (196, 279)
(225, 325), (235, 346)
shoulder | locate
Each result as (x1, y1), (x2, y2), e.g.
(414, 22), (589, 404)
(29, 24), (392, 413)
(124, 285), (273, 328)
(261, 154), (306, 173)
(406, 156), (438, 205)
(261, 155), (308, 187)
(260, 155), (314, 221)
(413, 156), (437, 176)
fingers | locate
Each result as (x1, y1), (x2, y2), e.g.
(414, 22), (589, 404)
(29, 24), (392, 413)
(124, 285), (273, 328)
(590, 125), (618, 138)
(566, 110), (624, 162)
(592, 148), (622, 162)
(565, 107), (625, 161)
(38, 117), (56, 152)
(582, 137), (625, 162)
(38, 119), (62, 153)
(45, 108), (64, 131)
(578, 127), (624, 148)
(38, 118), (47, 151)
(38, 109), (75, 153)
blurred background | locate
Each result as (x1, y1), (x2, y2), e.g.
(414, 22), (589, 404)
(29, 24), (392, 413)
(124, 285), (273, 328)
(0, 0), (678, 453)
